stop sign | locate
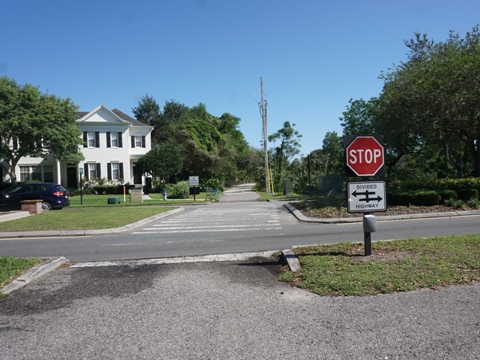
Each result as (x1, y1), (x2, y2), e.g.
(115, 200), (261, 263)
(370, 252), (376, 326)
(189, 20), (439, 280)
(346, 136), (384, 176)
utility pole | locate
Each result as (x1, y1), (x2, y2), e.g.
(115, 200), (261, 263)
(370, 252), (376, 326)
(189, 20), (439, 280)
(260, 77), (270, 193)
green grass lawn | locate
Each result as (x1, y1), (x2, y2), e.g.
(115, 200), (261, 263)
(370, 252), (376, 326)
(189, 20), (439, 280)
(280, 234), (480, 296)
(0, 256), (42, 294)
(0, 206), (177, 231)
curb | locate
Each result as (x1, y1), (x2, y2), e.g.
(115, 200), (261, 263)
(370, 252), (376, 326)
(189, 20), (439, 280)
(281, 249), (301, 272)
(1, 257), (68, 295)
(0, 207), (185, 239)
(283, 203), (480, 223)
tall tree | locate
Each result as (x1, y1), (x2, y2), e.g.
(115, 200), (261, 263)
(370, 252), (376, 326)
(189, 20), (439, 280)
(378, 26), (480, 177)
(134, 143), (183, 182)
(0, 76), (84, 183)
(132, 94), (162, 145)
(131, 94), (160, 126)
(268, 121), (302, 188)
(340, 98), (377, 136)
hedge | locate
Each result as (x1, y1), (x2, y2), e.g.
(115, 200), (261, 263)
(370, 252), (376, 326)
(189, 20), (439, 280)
(457, 188), (479, 201)
(388, 191), (441, 206)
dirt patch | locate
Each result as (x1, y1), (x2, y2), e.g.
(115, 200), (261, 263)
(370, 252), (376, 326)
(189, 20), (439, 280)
(299, 204), (457, 219)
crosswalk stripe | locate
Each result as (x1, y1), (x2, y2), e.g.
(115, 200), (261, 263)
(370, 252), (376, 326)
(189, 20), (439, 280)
(133, 227), (282, 234)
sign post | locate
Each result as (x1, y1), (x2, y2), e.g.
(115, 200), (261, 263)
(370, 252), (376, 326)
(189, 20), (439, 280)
(344, 135), (386, 256)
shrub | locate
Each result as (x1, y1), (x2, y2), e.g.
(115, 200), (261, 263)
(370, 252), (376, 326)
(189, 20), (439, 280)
(165, 181), (189, 199)
(457, 188), (479, 201)
(203, 178), (223, 191)
(437, 189), (457, 204)
(70, 187), (94, 196)
(397, 178), (480, 193)
(468, 198), (480, 209)
(92, 185), (125, 195)
(389, 191), (441, 206)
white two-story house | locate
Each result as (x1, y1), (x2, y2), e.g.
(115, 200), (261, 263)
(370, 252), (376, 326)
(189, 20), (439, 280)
(4, 105), (153, 189)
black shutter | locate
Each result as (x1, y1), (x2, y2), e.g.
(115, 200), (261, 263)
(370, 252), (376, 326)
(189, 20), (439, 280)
(13, 138), (18, 150)
(107, 163), (112, 180)
(107, 132), (111, 148)
(83, 132), (87, 147)
(95, 132), (100, 148)
(131, 136), (135, 148)
(118, 132), (123, 148)
(142, 136), (146, 148)
(84, 164), (88, 180)
(96, 163), (101, 178)
(119, 163), (124, 179)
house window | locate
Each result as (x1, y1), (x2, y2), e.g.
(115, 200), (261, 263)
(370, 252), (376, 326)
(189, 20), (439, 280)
(88, 133), (96, 147)
(84, 132), (100, 148)
(111, 133), (119, 147)
(88, 163), (97, 179)
(131, 135), (146, 148)
(20, 166), (30, 182)
(111, 163), (119, 180)
(107, 132), (122, 148)
(19, 166), (44, 181)
(31, 166), (41, 181)
(107, 162), (124, 181)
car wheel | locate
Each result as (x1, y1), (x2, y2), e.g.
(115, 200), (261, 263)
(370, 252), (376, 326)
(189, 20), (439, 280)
(42, 202), (53, 211)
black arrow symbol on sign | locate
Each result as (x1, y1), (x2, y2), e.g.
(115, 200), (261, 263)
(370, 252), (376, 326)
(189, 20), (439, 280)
(352, 190), (383, 203)
(359, 196), (383, 203)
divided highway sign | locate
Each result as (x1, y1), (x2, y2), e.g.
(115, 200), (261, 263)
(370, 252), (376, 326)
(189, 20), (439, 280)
(347, 181), (387, 213)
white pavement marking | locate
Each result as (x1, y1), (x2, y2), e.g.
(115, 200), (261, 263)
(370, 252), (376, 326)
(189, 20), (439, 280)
(132, 204), (283, 235)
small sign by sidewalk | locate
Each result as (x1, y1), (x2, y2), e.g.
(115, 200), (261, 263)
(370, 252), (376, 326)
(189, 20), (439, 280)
(189, 176), (199, 186)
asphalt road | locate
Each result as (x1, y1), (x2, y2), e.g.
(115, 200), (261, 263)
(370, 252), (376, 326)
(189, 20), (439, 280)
(0, 200), (479, 262)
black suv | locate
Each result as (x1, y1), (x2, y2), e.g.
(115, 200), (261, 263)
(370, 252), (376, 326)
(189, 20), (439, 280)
(0, 183), (70, 211)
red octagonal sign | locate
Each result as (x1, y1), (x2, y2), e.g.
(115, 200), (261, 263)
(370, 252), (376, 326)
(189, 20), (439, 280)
(346, 136), (384, 176)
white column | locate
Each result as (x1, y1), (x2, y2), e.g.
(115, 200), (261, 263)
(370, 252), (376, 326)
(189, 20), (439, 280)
(56, 160), (62, 185)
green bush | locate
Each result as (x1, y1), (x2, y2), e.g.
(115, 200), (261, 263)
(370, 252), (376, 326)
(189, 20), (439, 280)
(92, 185), (125, 195)
(437, 189), (457, 204)
(389, 191), (441, 206)
(202, 178), (223, 191)
(165, 181), (189, 199)
(397, 178), (480, 193)
(70, 188), (95, 196)
(457, 188), (479, 201)
(468, 198), (480, 209)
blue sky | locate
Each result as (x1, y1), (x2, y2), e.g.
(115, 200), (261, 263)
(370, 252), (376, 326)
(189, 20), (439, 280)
(1, 0), (479, 156)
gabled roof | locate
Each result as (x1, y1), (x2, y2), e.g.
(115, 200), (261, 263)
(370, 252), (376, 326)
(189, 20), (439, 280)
(76, 105), (152, 128)
(111, 108), (151, 127)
